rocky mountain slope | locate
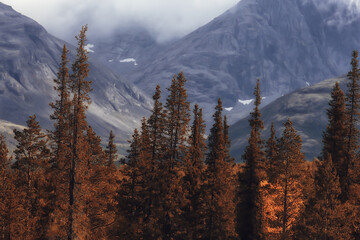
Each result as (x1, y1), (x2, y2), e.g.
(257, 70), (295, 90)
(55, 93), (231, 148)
(0, 3), (152, 153)
(229, 76), (347, 161)
(112, 0), (360, 123)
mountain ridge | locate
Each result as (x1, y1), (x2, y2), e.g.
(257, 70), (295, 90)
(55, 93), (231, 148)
(0, 2), (152, 154)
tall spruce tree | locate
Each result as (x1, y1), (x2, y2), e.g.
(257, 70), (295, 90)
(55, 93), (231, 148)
(297, 154), (349, 239)
(156, 72), (191, 239)
(68, 25), (92, 239)
(116, 128), (142, 239)
(137, 117), (157, 239)
(203, 98), (237, 240)
(115, 118), (155, 239)
(345, 50), (360, 202)
(322, 82), (348, 200)
(0, 135), (15, 240)
(85, 126), (116, 238)
(145, 85), (166, 238)
(181, 104), (207, 239)
(105, 130), (117, 168)
(48, 44), (72, 238)
(164, 72), (190, 169)
(237, 79), (266, 239)
(265, 122), (279, 183)
(12, 115), (51, 239)
(271, 119), (305, 239)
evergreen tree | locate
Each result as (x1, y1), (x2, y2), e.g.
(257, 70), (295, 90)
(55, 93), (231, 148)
(268, 119), (305, 239)
(203, 98), (237, 240)
(180, 104), (207, 239)
(85, 126), (116, 238)
(105, 130), (117, 168)
(47, 44), (72, 238)
(155, 72), (191, 239)
(164, 72), (190, 169)
(147, 85), (166, 163)
(0, 135), (15, 239)
(237, 79), (266, 239)
(116, 128), (141, 238)
(115, 119), (155, 239)
(68, 25), (92, 239)
(137, 117), (156, 239)
(345, 50), (360, 202)
(298, 154), (349, 239)
(12, 115), (51, 239)
(266, 122), (279, 183)
(322, 82), (348, 200)
(144, 85), (166, 238)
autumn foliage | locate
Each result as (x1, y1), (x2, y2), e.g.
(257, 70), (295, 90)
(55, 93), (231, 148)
(1, 27), (360, 240)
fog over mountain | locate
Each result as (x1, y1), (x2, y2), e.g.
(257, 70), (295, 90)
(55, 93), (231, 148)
(2, 0), (240, 44)
(102, 0), (360, 124)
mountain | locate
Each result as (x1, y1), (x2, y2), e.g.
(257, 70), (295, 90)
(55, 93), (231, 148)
(88, 27), (163, 76)
(115, 0), (360, 123)
(229, 76), (347, 161)
(0, 3), (152, 154)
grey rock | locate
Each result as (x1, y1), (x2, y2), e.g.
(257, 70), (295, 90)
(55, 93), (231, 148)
(230, 76), (347, 161)
(118, 0), (360, 124)
(0, 3), (152, 155)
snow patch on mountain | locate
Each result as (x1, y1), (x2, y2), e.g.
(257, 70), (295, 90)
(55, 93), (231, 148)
(225, 107), (233, 111)
(85, 44), (95, 53)
(119, 58), (138, 66)
(238, 99), (254, 105)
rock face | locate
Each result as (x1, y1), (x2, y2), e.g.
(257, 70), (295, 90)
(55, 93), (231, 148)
(111, 0), (360, 123)
(0, 3), (152, 153)
(88, 27), (162, 76)
(229, 76), (348, 161)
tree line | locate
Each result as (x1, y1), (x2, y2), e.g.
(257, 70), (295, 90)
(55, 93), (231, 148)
(0, 27), (360, 239)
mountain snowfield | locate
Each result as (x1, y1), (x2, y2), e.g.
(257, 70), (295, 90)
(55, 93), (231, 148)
(0, 3), (152, 154)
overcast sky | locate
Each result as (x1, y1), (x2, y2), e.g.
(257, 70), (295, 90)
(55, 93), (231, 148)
(3, 0), (360, 43)
(2, 0), (240, 43)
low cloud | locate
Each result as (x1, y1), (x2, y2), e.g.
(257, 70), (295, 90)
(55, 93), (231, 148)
(308, 0), (360, 26)
(2, 0), (239, 43)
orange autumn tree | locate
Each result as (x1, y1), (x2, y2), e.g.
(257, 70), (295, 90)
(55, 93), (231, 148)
(264, 119), (305, 239)
(12, 115), (51, 239)
(0, 135), (18, 239)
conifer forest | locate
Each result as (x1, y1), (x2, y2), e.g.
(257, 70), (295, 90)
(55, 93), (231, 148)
(2, 26), (360, 240)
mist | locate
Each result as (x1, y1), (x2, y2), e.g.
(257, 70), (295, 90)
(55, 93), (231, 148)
(2, 0), (240, 43)
(3, 0), (360, 44)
